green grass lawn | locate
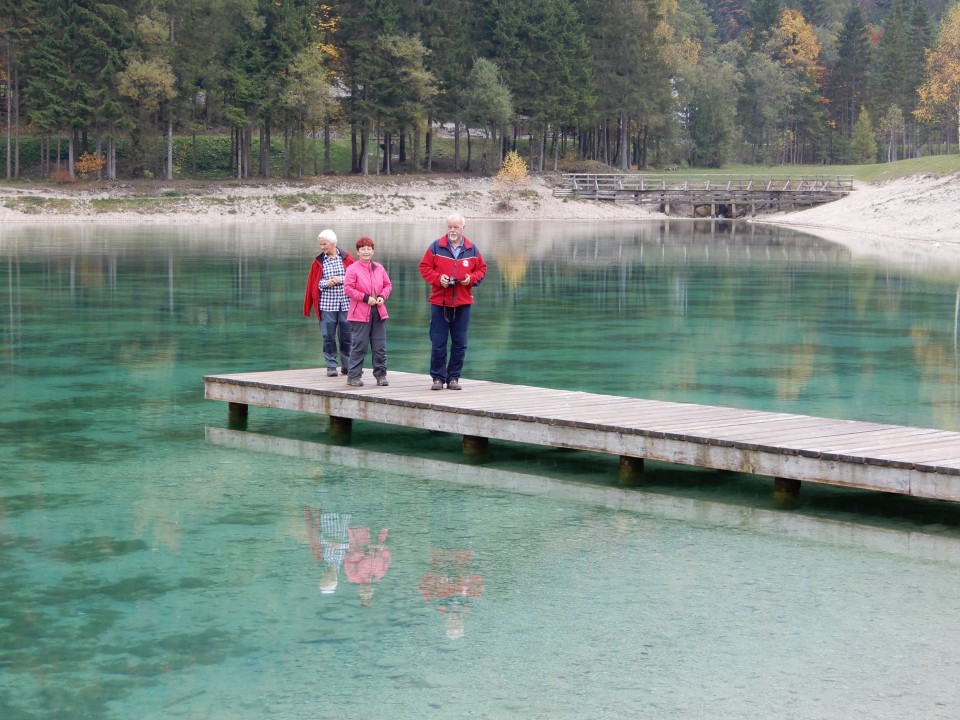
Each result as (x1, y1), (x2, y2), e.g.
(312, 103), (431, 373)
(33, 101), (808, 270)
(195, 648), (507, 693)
(665, 155), (960, 182)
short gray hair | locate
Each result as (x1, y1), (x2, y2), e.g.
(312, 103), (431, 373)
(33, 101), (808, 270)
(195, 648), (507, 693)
(446, 213), (465, 227)
(317, 229), (338, 245)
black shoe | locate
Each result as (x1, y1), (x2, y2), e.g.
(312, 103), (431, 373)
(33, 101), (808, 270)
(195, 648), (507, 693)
(347, 378), (364, 387)
(326, 368), (339, 377)
(376, 376), (389, 386)
(431, 379), (444, 391)
(446, 379), (461, 390)
(340, 367), (348, 375)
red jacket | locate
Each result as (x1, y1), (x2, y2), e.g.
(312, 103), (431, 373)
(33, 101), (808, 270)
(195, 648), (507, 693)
(302, 248), (355, 317)
(418, 235), (487, 307)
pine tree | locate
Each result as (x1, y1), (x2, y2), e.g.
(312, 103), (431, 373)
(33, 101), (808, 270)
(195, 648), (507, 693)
(799, 0), (828, 27)
(828, 0), (872, 139)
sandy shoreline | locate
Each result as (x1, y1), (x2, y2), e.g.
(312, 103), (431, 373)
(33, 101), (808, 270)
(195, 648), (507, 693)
(3, 172), (960, 262)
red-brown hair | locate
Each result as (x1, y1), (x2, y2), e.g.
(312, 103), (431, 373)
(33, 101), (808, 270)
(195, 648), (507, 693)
(356, 236), (375, 249)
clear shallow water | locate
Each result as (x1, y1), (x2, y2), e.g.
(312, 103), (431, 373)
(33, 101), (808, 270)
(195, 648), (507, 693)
(3, 221), (960, 719)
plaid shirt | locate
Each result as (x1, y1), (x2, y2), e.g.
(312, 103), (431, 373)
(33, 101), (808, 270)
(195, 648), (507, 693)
(319, 253), (349, 312)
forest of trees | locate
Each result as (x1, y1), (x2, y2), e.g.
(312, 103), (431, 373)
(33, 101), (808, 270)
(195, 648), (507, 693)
(2, 0), (960, 181)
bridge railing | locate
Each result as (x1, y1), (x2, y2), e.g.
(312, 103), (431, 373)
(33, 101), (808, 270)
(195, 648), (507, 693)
(554, 174), (855, 198)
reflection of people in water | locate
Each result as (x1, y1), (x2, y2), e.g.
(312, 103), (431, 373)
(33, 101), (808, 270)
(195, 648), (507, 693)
(418, 549), (484, 639)
(344, 526), (391, 607)
(304, 506), (351, 595)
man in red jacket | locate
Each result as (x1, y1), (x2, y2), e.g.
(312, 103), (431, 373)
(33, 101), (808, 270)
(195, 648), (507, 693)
(303, 229), (355, 376)
(418, 213), (487, 390)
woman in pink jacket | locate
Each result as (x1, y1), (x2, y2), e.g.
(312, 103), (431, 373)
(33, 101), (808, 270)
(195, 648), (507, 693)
(343, 237), (392, 387)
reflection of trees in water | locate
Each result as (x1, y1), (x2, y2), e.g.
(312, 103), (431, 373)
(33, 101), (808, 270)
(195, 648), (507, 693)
(5, 222), (960, 428)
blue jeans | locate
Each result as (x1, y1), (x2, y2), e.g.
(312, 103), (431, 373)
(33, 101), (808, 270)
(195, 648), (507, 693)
(429, 304), (471, 382)
(320, 310), (351, 370)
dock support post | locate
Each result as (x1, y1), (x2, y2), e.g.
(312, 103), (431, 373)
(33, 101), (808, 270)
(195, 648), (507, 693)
(228, 402), (248, 430)
(462, 435), (489, 460)
(329, 416), (353, 443)
(772, 477), (801, 506)
(619, 456), (645, 485)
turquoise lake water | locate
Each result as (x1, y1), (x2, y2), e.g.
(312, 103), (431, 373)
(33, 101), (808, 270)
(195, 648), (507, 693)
(3, 220), (960, 719)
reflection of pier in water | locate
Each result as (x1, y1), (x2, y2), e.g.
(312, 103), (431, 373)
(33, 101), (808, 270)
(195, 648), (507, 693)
(206, 426), (960, 566)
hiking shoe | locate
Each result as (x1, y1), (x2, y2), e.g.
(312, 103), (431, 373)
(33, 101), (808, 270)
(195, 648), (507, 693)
(347, 378), (364, 387)
(431, 379), (444, 391)
(340, 367), (348, 375)
(326, 368), (339, 377)
(446, 379), (462, 390)
(376, 376), (389, 386)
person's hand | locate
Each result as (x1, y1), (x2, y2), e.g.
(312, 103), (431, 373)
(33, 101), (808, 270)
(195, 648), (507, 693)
(367, 296), (377, 306)
(376, 296), (384, 305)
(461, 274), (470, 285)
(441, 274), (452, 287)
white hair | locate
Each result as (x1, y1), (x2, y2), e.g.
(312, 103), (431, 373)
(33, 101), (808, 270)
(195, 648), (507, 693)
(317, 229), (338, 245)
(446, 213), (466, 227)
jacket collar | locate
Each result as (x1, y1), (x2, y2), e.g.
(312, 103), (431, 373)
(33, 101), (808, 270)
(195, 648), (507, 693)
(438, 235), (471, 250)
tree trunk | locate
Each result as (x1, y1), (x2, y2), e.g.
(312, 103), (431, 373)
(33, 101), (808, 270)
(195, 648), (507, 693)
(5, 38), (10, 180)
(426, 120), (433, 171)
(413, 124), (421, 170)
(619, 112), (629, 171)
(166, 119), (173, 180)
(324, 117), (331, 173)
(13, 63), (19, 178)
(454, 121), (461, 171)
(244, 127), (253, 178)
(361, 125), (369, 175)
(351, 125), (359, 173)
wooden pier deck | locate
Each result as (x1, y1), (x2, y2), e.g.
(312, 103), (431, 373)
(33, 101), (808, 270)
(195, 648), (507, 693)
(204, 369), (960, 503)
(553, 174), (854, 217)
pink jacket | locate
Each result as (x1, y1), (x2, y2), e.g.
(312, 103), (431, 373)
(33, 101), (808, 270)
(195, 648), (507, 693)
(344, 260), (392, 322)
(344, 527), (391, 584)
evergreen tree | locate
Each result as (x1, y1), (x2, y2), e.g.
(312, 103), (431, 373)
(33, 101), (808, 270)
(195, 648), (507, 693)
(488, 0), (594, 170)
(416, 0), (476, 169)
(332, 0), (405, 173)
(749, 0), (782, 44)
(871, 0), (910, 117)
(799, 0), (828, 27)
(578, 0), (672, 169)
(702, 0), (751, 42)
(828, 0), (872, 139)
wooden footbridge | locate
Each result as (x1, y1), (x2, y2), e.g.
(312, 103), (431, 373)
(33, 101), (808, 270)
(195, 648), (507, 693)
(553, 174), (855, 217)
(205, 369), (960, 503)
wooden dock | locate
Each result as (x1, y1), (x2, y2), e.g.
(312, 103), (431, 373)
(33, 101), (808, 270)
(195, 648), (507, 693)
(204, 369), (960, 503)
(553, 174), (854, 217)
